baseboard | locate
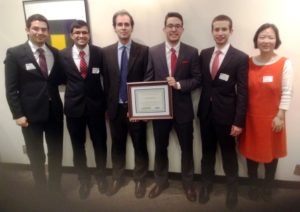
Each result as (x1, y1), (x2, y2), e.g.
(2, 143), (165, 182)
(1, 162), (300, 189)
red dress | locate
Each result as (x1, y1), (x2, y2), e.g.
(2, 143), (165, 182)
(239, 57), (287, 163)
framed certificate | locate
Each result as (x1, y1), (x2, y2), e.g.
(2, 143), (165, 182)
(127, 81), (173, 120)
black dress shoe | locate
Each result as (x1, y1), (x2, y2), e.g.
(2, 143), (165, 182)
(79, 181), (92, 200)
(248, 185), (259, 201)
(97, 178), (108, 194)
(135, 181), (146, 198)
(226, 189), (238, 209)
(199, 186), (211, 204)
(185, 187), (197, 202)
(262, 186), (272, 202)
(148, 182), (169, 199)
(107, 180), (123, 196)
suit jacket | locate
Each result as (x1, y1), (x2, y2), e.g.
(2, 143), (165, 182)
(103, 41), (150, 120)
(197, 45), (248, 127)
(60, 45), (106, 117)
(4, 42), (64, 123)
(147, 42), (201, 124)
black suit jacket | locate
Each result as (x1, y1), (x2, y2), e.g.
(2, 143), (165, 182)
(4, 42), (64, 123)
(103, 41), (150, 120)
(197, 45), (248, 127)
(147, 42), (201, 124)
(60, 45), (106, 117)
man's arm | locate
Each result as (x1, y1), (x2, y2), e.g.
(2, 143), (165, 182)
(4, 48), (24, 120)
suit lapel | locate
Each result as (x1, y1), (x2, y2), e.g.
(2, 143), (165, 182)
(24, 43), (44, 78)
(128, 41), (139, 76)
(204, 48), (214, 80)
(219, 45), (234, 72)
(157, 43), (169, 76)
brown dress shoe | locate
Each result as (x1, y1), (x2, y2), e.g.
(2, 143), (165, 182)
(185, 187), (196, 202)
(97, 178), (108, 194)
(148, 182), (169, 199)
(79, 181), (92, 200)
(135, 181), (146, 198)
(107, 180), (123, 196)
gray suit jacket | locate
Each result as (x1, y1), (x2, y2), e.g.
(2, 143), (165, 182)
(147, 42), (201, 124)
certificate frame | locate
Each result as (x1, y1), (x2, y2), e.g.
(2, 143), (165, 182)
(127, 81), (173, 120)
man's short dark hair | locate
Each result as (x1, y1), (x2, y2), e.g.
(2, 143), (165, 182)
(211, 14), (232, 31)
(164, 12), (183, 26)
(112, 10), (134, 27)
(70, 20), (89, 33)
(253, 23), (281, 49)
(26, 14), (49, 29)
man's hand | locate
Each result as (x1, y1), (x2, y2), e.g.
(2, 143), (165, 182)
(15, 116), (29, 127)
(230, 125), (242, 137)
(166, 77), (180, 89)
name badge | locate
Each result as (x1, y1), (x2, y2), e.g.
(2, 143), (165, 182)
(92, 67), (100, 74)
(25, 63), (36, 71)
(219, 73), (229, 81)
(263, 76), (273, 83)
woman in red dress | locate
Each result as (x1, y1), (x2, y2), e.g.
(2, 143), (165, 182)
(239, 23), (293, 202)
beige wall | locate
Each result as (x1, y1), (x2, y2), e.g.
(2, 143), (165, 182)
(1, 0), (300, 181)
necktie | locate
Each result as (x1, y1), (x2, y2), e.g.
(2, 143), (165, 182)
(120, 46), (128, 102)
(79, 50), (87, 78)
(211, 50), (222, 80)
(170, 48), (177, 77)
(37, 48), (48, 78)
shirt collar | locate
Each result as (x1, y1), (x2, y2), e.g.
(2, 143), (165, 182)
(118, 40), (132, 50)
(214, 43), (230, 55)
(73, 45), (89, 56)
(28, 40), (47, 53)
(165, 41), (180, 53)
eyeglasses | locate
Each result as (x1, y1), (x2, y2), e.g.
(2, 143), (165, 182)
(72, 31), (89, 35)
(166, 24), (183, 30)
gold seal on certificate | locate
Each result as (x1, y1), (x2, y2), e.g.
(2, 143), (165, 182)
(127, 81), (173, 120)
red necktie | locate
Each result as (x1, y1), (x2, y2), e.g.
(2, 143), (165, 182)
(79, 50), (87, 78)
(211, 50), (222, 80)
(171, 48), (177, 77)
(37, 48), (48, 78)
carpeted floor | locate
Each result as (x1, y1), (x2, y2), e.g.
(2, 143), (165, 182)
(1, 167), (300, 212)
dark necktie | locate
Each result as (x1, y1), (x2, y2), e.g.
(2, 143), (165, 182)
(79, 50), (87, 78)
(171, 48), (177, 77)
(37, 48), (48, 78)
(211, 50), (222, 80)
(120, 46), (128, 102)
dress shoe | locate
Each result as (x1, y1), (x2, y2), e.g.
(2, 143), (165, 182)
(97, 178), (108, 194)
(148, 182), (169, 199)
(79, 181), (92, 200)
(135, 181), (146, 198)
(248, 185), (259, 201)
(198, 186), (211, 204)
(226, 189), (238, 209)
(107, 180), (123, 196)
(262, 186), (272, 202)
(184, 187), (197, 202)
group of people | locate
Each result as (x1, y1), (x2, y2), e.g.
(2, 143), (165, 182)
(4, 9), (293, 209)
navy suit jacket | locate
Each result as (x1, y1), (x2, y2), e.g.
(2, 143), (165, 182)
(103, 41), (150, 120)
(4, 42), (64, 123)
(197, 45), (248, 127)
(60, 45), (106, 118)
(147, 42), (201, 124)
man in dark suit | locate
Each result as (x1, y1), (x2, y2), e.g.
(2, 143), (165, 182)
(4, 14), (64, 193)
(102, 10), (150, 198)
(197, 15), (248, 209)
(60, 20), (107, 199)
(147, 12), (201, 202)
